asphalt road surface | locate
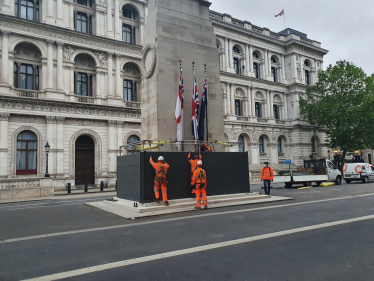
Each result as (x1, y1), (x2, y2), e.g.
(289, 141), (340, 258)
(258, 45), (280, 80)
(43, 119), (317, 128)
(1, 181), (374, 280)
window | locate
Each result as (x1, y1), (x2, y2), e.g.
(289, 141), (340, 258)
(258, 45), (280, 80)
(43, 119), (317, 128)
(233, 46), (240, 54)
(271, 57), (277, 64)
(235, 100), (242, 116)
(253, 52), (259, 59)
(123, 5), (139, 20)
(271, 67), (276, 82)
(122, 25), (132, 43)
(14, 63), (39, 90)
(304, 60), (310, 67)
(259, 137), (264, 153)
(255, 102), (261, 118)
(277, 138), (282, 153)
(15, 0), (39, 22)
(76, 73), (91, 96)
(124, 80), (137, 101)
(238, 135), (245, 152)
(311, 137), (316, 153)
(77, 0), (93, 7)
(305, 70), (310, 85)
(127, 135), (140, 154)
(234, 58), (240, 75)
(16, 131), (37, 175)
(273, 105), (279, 119)
(76, 13), (88, 33)
(253, 63), (259, 78)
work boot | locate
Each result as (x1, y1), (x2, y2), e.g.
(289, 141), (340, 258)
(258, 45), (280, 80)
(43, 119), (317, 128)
(155, 199), (161, 203)
(164, 201), (169, 206)
(204, 205), (208, 210)
(194, 206), (201, 210)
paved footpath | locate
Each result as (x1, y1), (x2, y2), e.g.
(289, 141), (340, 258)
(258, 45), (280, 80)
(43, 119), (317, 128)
(1, 181), (374, 280)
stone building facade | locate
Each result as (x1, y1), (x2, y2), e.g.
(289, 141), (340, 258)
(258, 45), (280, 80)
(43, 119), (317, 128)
(0, 0), (329, 198)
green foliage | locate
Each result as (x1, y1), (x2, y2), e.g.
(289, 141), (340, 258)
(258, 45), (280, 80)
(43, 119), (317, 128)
(299, 61), (374, 156)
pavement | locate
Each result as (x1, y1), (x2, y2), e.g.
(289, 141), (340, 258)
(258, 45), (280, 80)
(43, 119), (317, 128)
(1, 181), (374, 280)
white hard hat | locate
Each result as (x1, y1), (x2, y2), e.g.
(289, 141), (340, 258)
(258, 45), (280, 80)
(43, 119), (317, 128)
(197, 160), (203, 166)
(158, 156), (164, 161)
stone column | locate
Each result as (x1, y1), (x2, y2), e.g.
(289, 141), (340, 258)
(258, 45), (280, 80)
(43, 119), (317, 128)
(247, 87), (252, 116)
(47, 0), (54, 24)
(300, 55), (304, 82)
(1, 31), (9, 85)
(269, 91), (274, 119)
(107, 0), (113, 37)
(46, 40), (54, 90)
(268, 50), (272, 77)
(265, 90), (270, 118)
(230, 84), (235, 115)
(107, 53), (113, 97)
(264, 49), (268, 78)
(292, 54), (297, 82)
(249, 44), (254, 73)
(294, 92), (300, 119)
(281, 55), (286, 82)
(283, 93), (288, 120)
(70, 68), (75, 94)
(0, 112), (10, 177)
(226, 83), (231, 115)
(56, 0), (63, 26)
(251, 142), (260, 164)
(1, 0), (12, 15)
(46, 116), (55, 176)
(250, 87), (255, 116)
(116, 121), (124, 155)
(56, 42), (64, 91)
(96, 71), (101, 98)
(245, 44), (250, 76)
(115, 54), (122, 99)
(108, 120), (117, 173)
(114, 0), (120, 39)
(56, 117), (64, 175)
(228, 39), (234, 70)
(140, 18), (145, 45)
(243, 98), (248, 117)
(224, 38), (229, 71)
(69, 2), (74, 30)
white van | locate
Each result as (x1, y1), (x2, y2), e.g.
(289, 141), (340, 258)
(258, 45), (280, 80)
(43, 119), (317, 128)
(343, 163), (374, 183)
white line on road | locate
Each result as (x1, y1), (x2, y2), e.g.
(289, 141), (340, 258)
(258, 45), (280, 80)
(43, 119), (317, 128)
(2, 192), (374, 244)
(22, 213), (374, 281)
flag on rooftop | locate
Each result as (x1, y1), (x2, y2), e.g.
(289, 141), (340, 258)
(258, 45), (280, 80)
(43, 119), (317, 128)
(275, 9), (284, 17)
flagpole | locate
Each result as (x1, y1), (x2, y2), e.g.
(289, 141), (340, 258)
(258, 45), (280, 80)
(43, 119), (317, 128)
(179, 59), (183, 152)
(284, 7), (286, 29)
(204, 63), (209, 143)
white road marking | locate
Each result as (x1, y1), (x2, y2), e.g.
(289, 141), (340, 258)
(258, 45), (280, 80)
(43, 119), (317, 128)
(22, 213), (374, 281)
(2, 192), (374, 244)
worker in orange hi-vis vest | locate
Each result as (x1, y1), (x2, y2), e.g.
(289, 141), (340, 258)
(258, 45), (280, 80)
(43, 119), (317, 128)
(188, 152), (202, 196)
(261, 161), (274, 195)
(149, 156), (170, 206)
(191, 160), (208, 210)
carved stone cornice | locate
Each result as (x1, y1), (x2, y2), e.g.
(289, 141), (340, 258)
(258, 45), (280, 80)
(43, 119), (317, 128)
(0, 14), (142, 57)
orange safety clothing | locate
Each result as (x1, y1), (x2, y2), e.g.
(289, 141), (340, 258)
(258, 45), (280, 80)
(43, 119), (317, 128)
(191, 167), (207, 208)
(201, 144), (212, 152)
(261, 166), (274, 180)
(188, 153), (202, 174)
(150, 158), (170, 202)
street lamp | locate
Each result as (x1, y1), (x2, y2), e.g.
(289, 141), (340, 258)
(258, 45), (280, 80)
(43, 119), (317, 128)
(354, 150), (360, 155)
(45, 142), (50, 178)
(333, 149), (339, 154)
(327, 149), (331, 160)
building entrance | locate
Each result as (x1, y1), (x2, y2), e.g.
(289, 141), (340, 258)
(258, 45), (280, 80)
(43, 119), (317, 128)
(75, 135), (95, 185)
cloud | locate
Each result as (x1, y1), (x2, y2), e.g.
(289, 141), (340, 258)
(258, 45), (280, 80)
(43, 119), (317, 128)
(210, 0), (373, 74)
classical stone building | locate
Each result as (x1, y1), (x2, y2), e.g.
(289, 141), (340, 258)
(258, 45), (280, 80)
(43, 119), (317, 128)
(0, 0), (329, 198)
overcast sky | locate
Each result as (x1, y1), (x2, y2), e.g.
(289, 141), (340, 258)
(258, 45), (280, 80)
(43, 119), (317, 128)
(210, 0), (373, 74)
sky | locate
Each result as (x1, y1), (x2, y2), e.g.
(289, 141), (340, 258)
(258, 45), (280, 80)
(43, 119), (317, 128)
(210, 0), (373, 74)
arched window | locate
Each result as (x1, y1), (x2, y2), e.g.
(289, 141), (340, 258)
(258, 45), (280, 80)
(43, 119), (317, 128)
(259, 137), (264, 153)
(74, 54), (96, 97)
(123, 5), (139, 20)
(233, 46), (240, 54)
(271, 56), (277, 64)
(255, 102), (261, 118)
(15, 0), (39, 22)
(122, 25), (134, 44)
(234, 58), (240, 74)
(277, 138), (282, 153)
(305, 70), (310, 85)
(253, 52), (260, 59)
(235, 100), (242, 116)
(16, 131), (37, 175)
(238, 135), (245, 152)
(311, 137), (316, 153)
(127, 135), (140, 154)
(304, 60), (310, 67)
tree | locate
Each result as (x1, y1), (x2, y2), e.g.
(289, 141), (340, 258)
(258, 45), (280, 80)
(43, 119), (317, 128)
(299, 61), (374, 172)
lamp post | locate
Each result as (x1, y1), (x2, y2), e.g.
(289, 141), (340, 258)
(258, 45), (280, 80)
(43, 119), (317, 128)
(327, 149), (330, 160)
(45, 142), (50, 178)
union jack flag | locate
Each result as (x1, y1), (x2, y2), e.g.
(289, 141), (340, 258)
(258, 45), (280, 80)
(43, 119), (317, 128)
(191, 72), (199, 143)
(198, 73), (208, 141)
(275, 9), (284, 17)
(175, 70), (184, 151)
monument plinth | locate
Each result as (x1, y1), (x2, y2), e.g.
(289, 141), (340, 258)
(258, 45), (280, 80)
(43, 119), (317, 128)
(141, 0), (224, 150)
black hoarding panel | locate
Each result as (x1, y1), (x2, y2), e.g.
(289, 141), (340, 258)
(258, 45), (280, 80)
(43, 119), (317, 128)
(117, 153), (141, 202)
(117, 152), (250, 203)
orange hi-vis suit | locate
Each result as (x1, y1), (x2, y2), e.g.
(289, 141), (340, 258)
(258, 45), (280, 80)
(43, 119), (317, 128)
(149, 158), (169, 202)
(261, 166), (274, 180)
(191, 167), (207, 208)
(188, 153), (202, 174)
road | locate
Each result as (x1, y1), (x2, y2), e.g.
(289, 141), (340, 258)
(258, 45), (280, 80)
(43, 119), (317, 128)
(1, 181), (374, 280)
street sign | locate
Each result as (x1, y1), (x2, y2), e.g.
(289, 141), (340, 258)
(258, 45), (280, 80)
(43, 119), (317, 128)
(285, 159), (292, 165)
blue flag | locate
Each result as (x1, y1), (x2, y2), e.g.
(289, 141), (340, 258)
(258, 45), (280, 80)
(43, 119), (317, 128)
(198, 74), (208, 141)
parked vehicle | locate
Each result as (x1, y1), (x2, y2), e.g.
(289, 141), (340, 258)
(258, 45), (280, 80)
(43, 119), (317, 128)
(274, 159), (342, 188)
(343, 163), (374, 183)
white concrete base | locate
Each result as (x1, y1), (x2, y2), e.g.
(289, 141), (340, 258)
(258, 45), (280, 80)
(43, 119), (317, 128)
(87, 193), (293, 219)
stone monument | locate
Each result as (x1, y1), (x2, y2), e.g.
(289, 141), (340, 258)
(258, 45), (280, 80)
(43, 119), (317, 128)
(141, 0), (225, 150)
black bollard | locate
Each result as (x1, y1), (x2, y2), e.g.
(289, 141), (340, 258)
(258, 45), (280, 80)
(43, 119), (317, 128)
(67, 183), (71, 194)
(100, 181), (104, 192)
(84, 182), (88, 193)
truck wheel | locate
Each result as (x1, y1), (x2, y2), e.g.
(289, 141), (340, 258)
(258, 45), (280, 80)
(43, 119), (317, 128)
(335, 176), (342, 185)
(285, 182), (293, 188)
(315, 181), (322, 186)
(362, 177), (369, 183)
(345, 180), (351, 184)
(303, 182), (311, 187)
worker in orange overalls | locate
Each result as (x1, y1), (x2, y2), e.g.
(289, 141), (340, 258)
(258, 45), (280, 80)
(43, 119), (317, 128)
(191, 160), (208, 210)
(188, 152), (202, 196)
(261, 161), (274, 195)
(149, 156), (170, 206)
